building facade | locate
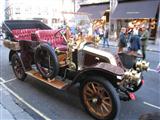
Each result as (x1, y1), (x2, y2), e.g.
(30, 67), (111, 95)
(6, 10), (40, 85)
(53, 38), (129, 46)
(0, 0), (5, 25)
(78, 0), (160, 43)
(4, 0), (82, 28)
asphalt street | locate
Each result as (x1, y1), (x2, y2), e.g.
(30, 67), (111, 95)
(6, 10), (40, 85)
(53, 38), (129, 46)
(0, 42), (160, 120)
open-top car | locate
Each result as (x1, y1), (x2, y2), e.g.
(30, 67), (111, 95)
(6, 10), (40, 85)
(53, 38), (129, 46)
(2, 13), (149, 120)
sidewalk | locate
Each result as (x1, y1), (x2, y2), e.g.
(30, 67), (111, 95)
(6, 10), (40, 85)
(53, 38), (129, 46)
(0, 85), (34, 120)
(107, 40), (160, 52)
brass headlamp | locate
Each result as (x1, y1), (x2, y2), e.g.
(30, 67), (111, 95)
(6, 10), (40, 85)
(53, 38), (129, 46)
(135, 60), (149, 71)
(123, 69), (141, 81)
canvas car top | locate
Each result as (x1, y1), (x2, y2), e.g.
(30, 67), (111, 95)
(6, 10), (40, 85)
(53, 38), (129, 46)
(2, 20), (51, 33)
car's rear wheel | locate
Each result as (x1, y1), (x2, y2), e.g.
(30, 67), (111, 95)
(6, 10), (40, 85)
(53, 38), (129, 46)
(11, 53), (27, 81)
(80, 77), (120, 120)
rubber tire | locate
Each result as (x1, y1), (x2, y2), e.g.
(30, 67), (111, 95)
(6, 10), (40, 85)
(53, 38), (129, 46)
(9, 50), (16, 62)
(80, 76), (120, 120)
(34, 43), (59, 79)
(11, 53), (27, 81)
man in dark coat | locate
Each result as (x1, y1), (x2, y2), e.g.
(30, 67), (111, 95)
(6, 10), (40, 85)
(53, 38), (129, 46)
(118, 27), (127, 53)
(140, 25), (149, 59)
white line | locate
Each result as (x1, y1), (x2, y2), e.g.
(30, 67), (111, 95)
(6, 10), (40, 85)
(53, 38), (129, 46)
(0, 77), (22, 84)
(1, 78), (17, 84)
(0, 77), (5, 82)
(144, 101), (160, 110)
(0, 77), (51, 120)
(148, 68), (158, 73)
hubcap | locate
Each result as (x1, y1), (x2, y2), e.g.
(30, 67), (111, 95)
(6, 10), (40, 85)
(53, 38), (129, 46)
(83, 81), (112, 118)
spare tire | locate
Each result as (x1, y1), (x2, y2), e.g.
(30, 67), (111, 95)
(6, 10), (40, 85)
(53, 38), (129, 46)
(34, 43), (59, 79)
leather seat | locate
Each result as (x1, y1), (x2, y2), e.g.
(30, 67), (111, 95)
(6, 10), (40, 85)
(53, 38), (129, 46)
(35, 30), (67, 51)
(12, 29), (37, 40)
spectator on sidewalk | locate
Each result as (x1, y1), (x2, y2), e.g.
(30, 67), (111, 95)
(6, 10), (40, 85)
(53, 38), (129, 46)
(117, 27), (127, 53)
(140, 25), (149, 59)
(128, 25), (141, 55)
(103, 25), (109, 48)
(99, 26), (104, 44)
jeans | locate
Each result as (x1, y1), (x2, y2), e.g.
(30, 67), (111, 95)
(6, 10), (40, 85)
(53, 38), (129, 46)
(103, 37), (109, 47)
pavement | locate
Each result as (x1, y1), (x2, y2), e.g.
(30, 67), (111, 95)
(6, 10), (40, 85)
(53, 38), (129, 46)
(106, 39), (160, 52)
(0, 83), (35, 120)
(0, 37), (159, 120)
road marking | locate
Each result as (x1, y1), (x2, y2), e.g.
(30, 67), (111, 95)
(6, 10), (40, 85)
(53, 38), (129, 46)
(0, 77), (51, 120)
(148, 68), (158, 73)
(0, 77), (5, 82)
(144, 101), (160, 110)
(1, 78), (17, 84)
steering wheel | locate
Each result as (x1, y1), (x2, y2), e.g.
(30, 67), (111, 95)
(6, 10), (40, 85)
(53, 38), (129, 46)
(54, 29), (64, 38)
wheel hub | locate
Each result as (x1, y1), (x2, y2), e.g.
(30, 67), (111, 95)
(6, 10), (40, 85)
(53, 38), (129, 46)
(92, 97), (98, 103)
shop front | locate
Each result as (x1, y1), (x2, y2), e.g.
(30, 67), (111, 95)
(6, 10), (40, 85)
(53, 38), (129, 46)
(78, 2), (110, 33)
(110, 0), (160, 43)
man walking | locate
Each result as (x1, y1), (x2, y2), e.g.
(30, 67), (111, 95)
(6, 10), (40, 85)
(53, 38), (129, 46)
(140, 25), (149, 59)
(118, 27), (127, 53)
(103, 25), (109, 47)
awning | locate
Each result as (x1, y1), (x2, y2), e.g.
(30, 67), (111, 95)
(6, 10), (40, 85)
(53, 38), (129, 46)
(78, 3), (109, 20)
(111, 1), (160, 19)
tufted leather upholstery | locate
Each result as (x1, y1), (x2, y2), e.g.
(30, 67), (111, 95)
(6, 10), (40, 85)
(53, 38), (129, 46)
(35, 30), (67, 51)
(12, 29), (37, 40)
(11, 29), (67, 51)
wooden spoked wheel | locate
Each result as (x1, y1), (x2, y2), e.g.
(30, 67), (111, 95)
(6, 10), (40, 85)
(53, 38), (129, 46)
(11, 54), (27, 81)
(80, 77), (120, 120)
(83, 82), (112, 118)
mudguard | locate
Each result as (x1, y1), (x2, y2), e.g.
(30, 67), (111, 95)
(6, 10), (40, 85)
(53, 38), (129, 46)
(72, 62), (124, 85)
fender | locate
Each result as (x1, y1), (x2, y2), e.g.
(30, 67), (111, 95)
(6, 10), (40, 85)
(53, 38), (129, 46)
(71, 62), (124, 86)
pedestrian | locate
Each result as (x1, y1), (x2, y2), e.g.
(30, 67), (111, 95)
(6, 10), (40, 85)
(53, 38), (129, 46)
(127, 27), (133, 43)
(103, 25), (109, 47)
(98, 26), (104, 44)
(118, 27), (127, 53)
(128, 25), (141, 55)
(140, 25), (149, 59)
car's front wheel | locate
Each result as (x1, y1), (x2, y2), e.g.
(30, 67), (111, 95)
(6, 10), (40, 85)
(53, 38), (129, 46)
(80, 77), (120, 120)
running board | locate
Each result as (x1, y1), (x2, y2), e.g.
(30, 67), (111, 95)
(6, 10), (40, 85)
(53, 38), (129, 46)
(26, 70), (67, 90)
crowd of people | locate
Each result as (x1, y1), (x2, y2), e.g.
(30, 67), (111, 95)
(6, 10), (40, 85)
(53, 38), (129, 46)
(118, 24), (149, 60)
(93, 24), (109, 48)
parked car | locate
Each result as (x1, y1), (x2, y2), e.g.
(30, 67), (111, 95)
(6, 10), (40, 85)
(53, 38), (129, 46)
(3, 13), (149, 120)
